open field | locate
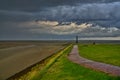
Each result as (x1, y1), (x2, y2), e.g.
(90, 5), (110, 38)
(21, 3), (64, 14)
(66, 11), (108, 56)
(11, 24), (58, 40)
(15, 44), (120, 80)
(0, 41), (67, 80)
(78, 44), (120, 67)
(41, 44), (119, 80)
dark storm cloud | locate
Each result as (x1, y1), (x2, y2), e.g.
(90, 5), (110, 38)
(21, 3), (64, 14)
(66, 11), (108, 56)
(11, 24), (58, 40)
(0, 0), (120, 40)
(33, 1), (120, 28)
(0, 10), (34, 22)
(0, 0), (120, 21)
(0, 0), (120, 11)
(39, 2), (120, 20)
(0, 0), (81, 12)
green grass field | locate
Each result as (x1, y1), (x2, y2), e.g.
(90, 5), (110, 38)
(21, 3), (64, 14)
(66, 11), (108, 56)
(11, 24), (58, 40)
(36, 45), (119, 80)
(78, 44), (120, 67)
(13, 44), (120, 80)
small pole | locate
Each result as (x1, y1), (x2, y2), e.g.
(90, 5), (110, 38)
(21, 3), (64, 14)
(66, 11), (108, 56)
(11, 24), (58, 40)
(76, 35), (78, 43)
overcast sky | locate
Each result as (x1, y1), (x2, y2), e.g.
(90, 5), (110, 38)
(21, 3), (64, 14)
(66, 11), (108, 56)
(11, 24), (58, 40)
(0, 0), (120, 40)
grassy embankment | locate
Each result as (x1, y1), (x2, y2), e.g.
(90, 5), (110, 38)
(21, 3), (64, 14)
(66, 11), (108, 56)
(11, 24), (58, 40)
(14, 44), (72, 80)
(16, 44), (120, 80)
(0, 42), (67, 80)
(78, 44), (120, 67)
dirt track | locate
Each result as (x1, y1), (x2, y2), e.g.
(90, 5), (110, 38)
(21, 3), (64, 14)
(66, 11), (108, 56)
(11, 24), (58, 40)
(68, 45), (120, 76)
(0, 44), (64, 80)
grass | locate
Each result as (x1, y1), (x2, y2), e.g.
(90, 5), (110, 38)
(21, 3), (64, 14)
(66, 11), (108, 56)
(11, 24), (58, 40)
(78, 44), (120, 67)
(14, 44), (120, 80)
(40, 44), (120, 80)
(30, 45), (72, 80)
(14, 44), (72, 80)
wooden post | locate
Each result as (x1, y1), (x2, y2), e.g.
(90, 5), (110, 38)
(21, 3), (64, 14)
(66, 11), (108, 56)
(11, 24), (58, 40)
(76, 36), (78, 43)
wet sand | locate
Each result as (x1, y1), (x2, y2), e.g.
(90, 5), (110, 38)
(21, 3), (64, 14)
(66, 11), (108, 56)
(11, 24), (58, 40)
(0, 44), (64, 80)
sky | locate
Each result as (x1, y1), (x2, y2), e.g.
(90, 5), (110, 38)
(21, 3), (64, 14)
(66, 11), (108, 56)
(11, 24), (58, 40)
(0, 0), (120, 40)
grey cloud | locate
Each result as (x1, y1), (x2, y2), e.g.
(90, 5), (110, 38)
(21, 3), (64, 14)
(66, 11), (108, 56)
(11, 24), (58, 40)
(0, 0), (119, 11)
(26, 21), (120, 37)
(0, 0), (120, 40)
(38, 2), (120, 21)
(0, 10), (34, 22)
(28, 1), (120, 28)
(0, 0), (82, 12)
(0, 22), (46, 40)
(0, 21), (74, 40)
(0, 10), (32, 15)
(0, 20), (120, 40)
(1, 2), (120, 25)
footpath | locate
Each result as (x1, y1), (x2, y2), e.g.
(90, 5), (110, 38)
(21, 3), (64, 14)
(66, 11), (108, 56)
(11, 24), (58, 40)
(68, 45), (120, 76)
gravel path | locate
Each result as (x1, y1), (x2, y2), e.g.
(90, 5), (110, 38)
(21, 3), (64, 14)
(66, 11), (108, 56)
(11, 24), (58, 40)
(68, 45), (120, 76)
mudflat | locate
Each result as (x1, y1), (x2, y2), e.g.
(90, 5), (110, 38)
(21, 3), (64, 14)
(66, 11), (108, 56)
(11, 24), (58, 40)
(0, 41), (66, 80)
